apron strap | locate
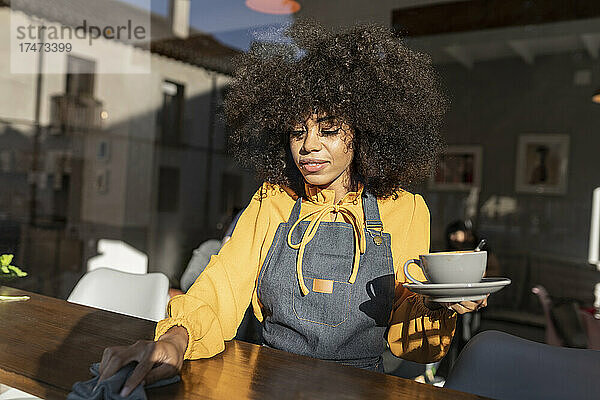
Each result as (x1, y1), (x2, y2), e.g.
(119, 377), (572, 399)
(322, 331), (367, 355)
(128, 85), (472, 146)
(287, 197), (303, 224)
(362, 191), (383, 231)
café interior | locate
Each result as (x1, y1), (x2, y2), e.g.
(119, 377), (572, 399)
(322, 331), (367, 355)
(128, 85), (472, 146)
(1, 0), (599, 399)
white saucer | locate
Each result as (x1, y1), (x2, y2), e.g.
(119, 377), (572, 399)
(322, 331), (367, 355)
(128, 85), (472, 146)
(403, 277), (511, 303)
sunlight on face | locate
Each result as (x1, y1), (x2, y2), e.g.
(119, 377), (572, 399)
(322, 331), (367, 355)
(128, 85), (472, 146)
(289, 113), (354, 190)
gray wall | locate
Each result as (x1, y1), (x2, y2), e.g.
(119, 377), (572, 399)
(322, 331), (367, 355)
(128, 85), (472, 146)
(421, 51), (600, 262)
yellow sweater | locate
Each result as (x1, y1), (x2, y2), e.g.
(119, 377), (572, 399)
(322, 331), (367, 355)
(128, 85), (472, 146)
(155, 182), (457, 363)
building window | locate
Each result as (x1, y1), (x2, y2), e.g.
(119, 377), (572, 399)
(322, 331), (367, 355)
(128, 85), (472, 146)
(66, 55), (96, 97)
(158, 80), (185, 146)
(158, 167), (180, 212)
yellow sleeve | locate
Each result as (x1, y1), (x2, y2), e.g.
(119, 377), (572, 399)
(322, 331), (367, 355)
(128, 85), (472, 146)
(387, 194), (457, 363)
(154, 184), (270, 359)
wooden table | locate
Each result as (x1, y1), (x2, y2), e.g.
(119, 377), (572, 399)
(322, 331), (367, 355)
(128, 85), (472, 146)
(0, 287), (489, 399)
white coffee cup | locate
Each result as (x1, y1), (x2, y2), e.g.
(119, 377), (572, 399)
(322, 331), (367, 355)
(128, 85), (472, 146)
(403, 251), (487, 285)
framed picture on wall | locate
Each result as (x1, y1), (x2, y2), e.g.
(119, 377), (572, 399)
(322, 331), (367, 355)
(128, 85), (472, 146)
(515, 134), (569, 195)
(428, 145), (482, 191)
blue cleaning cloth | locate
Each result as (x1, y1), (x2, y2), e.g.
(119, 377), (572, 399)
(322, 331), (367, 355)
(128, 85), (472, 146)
(67, 362), (180, 400)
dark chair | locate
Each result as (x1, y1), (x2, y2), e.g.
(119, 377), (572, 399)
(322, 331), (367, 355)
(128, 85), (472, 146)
(532, 285), (600, 350)
(444, 330), (600, 400)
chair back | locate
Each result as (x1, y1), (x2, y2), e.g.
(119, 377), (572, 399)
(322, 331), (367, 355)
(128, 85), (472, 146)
(533, 285), (600, 349)
(87, 239), (148, 274)
(532, 285), (563, 346)
(445, 330), (600, 400)
(68, 268), (169, 322)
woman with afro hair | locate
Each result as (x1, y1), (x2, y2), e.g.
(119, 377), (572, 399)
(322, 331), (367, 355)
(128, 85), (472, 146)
(98, 20), (486, 393)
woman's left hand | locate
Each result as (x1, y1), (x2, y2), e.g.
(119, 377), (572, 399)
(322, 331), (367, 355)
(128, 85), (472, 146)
(442, 295), (488, 314)
(424, 295), (488, 314)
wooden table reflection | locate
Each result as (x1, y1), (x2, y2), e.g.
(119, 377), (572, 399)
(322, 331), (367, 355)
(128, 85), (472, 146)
(0, 287), (489, 399)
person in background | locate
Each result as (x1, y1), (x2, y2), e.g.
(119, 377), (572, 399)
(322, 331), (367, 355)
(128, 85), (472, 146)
(179, 208), (244, 293)
(96, 21), (487, 395)
(167, 208), (245, 299)
(445, 220), (501, 276)
(435, 219), (501, 379)
(179, 207), (263, 344)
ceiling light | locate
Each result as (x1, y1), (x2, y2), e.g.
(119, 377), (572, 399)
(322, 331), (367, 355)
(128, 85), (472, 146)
(593, 89), (600, 104)
(246, 0), (301, 15)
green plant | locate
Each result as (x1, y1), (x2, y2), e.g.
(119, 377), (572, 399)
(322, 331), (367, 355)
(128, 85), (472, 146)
(0, 254), (30, 302)
(0, 254), (27, 280)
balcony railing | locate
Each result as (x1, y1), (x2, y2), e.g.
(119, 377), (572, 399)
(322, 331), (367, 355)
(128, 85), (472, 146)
(50, 94), (103, 134)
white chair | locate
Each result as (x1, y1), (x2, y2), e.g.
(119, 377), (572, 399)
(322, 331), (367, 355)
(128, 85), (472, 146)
(67, 268), (170, 322)
(87, 239), (148, 274)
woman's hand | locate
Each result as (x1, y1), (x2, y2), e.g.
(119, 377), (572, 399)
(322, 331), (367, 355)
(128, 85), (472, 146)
(424, 295), (489, 314)
(96, 326), (188, 397)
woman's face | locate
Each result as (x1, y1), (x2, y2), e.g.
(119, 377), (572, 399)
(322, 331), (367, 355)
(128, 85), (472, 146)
(289, 113), (354, 189)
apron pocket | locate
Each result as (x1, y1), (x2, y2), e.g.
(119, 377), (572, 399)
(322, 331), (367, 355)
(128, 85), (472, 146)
(292, 277), (351, 327)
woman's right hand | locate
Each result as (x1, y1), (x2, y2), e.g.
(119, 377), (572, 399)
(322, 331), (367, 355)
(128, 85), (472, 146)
(96, 326), (188, 397)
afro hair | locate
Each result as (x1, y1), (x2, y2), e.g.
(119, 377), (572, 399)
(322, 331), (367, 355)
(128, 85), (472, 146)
(224, 19), (448, 199)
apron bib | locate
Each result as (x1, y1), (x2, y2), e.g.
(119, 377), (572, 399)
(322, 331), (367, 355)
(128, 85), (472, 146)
(257, 191), (395, 372)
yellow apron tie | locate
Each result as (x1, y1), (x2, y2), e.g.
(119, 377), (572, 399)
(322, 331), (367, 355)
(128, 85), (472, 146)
(287, 203), (366, 296)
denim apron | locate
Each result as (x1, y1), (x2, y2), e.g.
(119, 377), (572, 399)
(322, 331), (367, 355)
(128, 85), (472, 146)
(256, 191), (395, 372)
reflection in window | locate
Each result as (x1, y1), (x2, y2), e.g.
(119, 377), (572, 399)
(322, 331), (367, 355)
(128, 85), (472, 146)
(158, 166), (180, 212)
(159, 80), (185, 146)
(51, 55), (101, 134)
(221, 172), (242, 215)
(66, 55), (96, 97)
